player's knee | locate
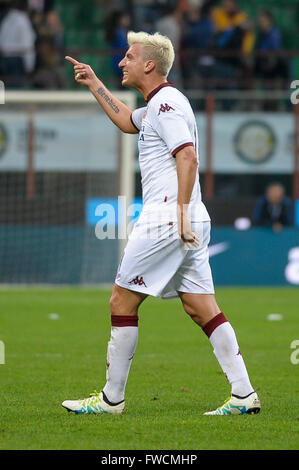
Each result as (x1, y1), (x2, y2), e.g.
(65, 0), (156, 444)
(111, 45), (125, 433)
(109, 292), (122, 316)
(109, 291), (137, 316)
(183, 303), (197, 319)
(182, 302), (207, 326)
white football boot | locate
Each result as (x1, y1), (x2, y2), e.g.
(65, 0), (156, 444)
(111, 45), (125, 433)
(204, 391), (261, 415)
(62, 390), (125, 415)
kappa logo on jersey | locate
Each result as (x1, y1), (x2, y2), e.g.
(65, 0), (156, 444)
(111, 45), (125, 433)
(158, 103), (175, 115)
(128, 275), (147, 287)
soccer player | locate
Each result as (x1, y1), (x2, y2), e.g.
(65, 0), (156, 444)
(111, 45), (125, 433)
(62, 31), (261, 416)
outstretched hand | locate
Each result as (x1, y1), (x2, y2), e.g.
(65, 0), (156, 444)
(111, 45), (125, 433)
(65, 56), (98, 88)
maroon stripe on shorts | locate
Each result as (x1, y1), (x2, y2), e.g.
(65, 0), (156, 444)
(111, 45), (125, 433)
(111, 315), (138, 327)
(202, 312), (228, 338)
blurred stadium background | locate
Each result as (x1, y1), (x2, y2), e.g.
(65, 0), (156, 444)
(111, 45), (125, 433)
(0, 0), (299, 287)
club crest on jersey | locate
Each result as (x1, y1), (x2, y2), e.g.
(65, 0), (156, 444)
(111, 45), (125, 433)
(158, 103), (175, 115)
(128, 275), (147, 287)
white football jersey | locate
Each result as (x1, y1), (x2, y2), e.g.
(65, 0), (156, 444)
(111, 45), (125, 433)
(131, 83), (210, 223)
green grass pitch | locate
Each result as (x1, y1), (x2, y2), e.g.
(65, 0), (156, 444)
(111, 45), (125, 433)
(0, 287), (298, 450)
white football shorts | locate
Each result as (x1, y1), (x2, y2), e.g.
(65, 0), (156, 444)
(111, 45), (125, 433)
(115, 220), (214, 298)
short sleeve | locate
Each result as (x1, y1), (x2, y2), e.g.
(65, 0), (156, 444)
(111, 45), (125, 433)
(149, 100), (194, 157)
(130, 107), (147, 132)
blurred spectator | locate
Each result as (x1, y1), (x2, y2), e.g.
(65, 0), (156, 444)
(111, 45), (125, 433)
(182, 1), (215, 89)
(255, 9), (289, 94)
(28, 0), (54, 13)
(0, 1), (8, 23)
(0, 0), (36, 88)
(252, 182), (293, 232)
(155, 2), (183, 89)
(211, 0), (254, 91)
(132, 0), (165, 32)
(105, 10), (131, 87)
(32, 9), (65, 89)
(28, 0), (44, 12)
(183, 2), (215, 51)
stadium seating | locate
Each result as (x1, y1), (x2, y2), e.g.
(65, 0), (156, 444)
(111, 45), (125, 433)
(238, 0), (299, 49)
(55, 0), (114, 88)
(57, 0), (299, 88)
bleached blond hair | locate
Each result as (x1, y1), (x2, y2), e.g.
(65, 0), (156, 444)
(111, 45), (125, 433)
(127, 31), (175, 77)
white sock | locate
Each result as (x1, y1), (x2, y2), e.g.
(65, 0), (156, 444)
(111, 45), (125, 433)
(102, 315), (138, 404)
(204, 313), (254, 397)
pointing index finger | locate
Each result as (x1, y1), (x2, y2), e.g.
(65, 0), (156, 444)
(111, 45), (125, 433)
(65, 56), (79, 65)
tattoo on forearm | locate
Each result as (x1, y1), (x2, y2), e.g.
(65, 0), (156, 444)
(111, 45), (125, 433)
(97, 87), (120, 113)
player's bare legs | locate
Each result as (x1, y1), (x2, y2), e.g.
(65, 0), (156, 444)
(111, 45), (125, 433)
(179, 292), (257, 407)
(62, 285), (146, 414)
(179, 292), (221, 327)
(62, 285), (147, 414)
(109, 284), (147, 316)
(102, 284), (147, 405)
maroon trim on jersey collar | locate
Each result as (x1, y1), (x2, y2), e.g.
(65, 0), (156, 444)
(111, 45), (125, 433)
(146, 82), (174, 102)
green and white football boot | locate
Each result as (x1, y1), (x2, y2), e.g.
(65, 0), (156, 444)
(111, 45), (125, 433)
(62, 390), (125, 415)
(204, 391), (261, 415)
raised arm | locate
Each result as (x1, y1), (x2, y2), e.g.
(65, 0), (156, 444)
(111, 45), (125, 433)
(65, 56), (138, 134)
